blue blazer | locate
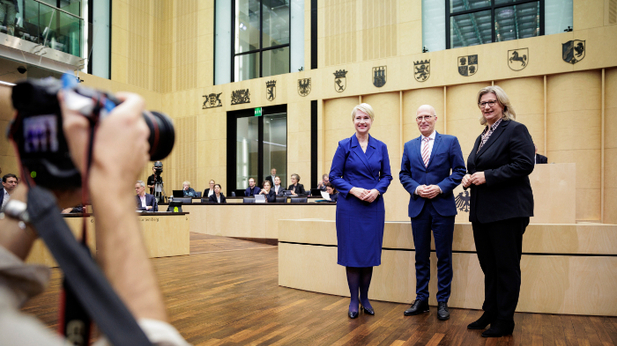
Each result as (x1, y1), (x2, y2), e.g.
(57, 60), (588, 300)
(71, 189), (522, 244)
(136, 193), (158, 212)
(330, 134), (392, 204)
(400, 132), (466, 218)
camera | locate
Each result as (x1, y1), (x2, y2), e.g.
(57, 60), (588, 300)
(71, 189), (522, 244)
(7, 75), (175, 189)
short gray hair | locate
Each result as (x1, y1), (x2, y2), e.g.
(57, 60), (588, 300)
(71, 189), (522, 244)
(136, 180), (145, 187)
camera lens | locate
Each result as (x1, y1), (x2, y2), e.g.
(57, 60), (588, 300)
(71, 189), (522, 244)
(143, 111), (175, 161)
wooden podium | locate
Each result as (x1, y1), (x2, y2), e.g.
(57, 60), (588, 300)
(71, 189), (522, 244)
(454, 163), (576, 224)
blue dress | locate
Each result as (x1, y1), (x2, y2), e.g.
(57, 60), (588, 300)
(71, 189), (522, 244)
(329, 134), (392, 267)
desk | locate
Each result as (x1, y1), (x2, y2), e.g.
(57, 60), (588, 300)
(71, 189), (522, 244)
(25, 212), (190, 267)
(182, 203), (336, 240)
(278, 219), (617, 316)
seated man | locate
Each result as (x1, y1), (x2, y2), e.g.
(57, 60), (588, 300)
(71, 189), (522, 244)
(317, 173), (330, 191)
(244, 177), (261, 196)
(136, 180), (158, 212)
(1, 173), (18, 210)
(182, 181), (197, 197)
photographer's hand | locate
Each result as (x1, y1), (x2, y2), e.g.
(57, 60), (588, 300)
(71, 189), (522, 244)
(59, 92), (167, 322)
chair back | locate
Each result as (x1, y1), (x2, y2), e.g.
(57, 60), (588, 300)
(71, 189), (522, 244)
(200, 198), (212, 203)
(290, 197), (308, 203)
(275, 196), (287, 204)
(243, 197), (255, 204)
(174, 197), (192, 204)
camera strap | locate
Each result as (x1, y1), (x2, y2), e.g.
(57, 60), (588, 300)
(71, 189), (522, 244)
(26, 186), (153, 346)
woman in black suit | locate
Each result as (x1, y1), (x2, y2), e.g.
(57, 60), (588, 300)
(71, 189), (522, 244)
(287, 173), (305, 196)
(462, 86), (535, 338)
(203, 179), (215, 198)
(208, 184), (226, 204)
(259, 180), (276, 203)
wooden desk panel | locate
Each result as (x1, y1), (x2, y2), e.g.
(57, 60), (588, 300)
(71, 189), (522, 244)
(279, 220), (617, 316)
(183, 204), (336, 239)
(26, 213), (190, 267)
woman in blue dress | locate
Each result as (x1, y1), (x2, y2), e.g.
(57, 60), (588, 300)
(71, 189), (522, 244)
(329, 103), (392, 319)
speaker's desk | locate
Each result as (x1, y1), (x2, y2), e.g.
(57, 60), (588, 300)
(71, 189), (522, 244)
(279, 219), (617, 316)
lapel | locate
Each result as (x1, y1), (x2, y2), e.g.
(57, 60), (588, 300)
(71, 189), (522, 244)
(476, 120), (509, 158)
(470, 134), (482, 167)
(350, 134), (372, 175)
(412, 136), (423, 166)
(426, 132), (443, 169)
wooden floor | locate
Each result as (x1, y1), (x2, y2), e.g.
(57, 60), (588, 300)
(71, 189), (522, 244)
(22, 233), (617, 346)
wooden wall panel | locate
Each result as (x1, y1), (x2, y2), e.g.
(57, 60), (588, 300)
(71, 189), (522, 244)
(605, 67), (617, 223)
(323, 97), (361, 174)
(495, 77), (545, 154)
(322, 0), (357, 66)
(402, 88), (445, 143)
(547, 71), (602, 221)
(361, 0), (398, 60)
(445, 82), (492, 159)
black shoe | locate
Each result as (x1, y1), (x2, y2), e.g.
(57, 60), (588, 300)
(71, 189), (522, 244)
(481, 320), (515, 337)
(403, 299), (429, 316)
(437, 302), (450, 320)
(348, 310), (358, 319)
(467, 312), (494, 330)
(361, 305), (375, 315)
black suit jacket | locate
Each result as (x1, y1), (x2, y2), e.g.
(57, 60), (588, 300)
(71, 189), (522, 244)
(466, 120), (534, 223)
(535, 153), (548, 164)
(208, 193), (226, 204)
(287, 183), (305, 196)
(0, 188), (6, 208)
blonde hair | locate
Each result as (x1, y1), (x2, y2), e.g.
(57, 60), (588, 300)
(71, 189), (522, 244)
(351, 103), (375, 121)
(182, 181), (191, 186)
(477, 85), (516, 125)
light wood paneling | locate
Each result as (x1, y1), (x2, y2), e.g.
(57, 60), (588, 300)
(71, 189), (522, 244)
(445, 82), (492, 159)
(605, 67), (617, 223)
(547, 71), (602, 221)
(279, 219), (617, 315)
(25, 214), (189, 267)
(322, 0), (357, 66)
(495, 77), (545, 153)
(183, 204), (336, 239)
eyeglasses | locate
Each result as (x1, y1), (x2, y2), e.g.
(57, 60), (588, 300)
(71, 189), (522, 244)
(416, 115), (434, 122)
(479, 100), (498, 108)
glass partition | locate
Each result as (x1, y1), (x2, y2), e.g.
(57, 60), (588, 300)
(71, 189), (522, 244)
(1, 0), (84, 58)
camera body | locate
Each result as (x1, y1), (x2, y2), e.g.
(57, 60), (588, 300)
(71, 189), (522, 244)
(8, 76), (175, 189)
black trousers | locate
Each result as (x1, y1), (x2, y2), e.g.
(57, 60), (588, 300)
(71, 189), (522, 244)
(472, 217), (529, 322)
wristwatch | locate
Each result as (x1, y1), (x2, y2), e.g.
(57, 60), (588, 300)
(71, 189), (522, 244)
(0, 199), (30, 229)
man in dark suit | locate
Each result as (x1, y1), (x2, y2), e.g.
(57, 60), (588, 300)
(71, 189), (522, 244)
(535, 146), (548, 164)
(400, 105), (466, 321)
(244, 177), (261, 196)
(1, 173), (18, 210)
(135, 180), (158, 212)
(264, 168), (277, 185)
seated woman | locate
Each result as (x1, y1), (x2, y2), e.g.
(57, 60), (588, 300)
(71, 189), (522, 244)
(325, 182), (339, 202)
(208, 184), (226, 204)
(273, 176), (285, 196)
(259, 180), (276, 203)
(287, 173), (305, 196)
(203, 179), (215, 198)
